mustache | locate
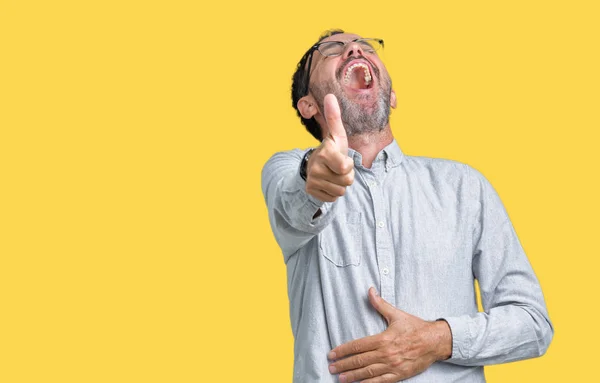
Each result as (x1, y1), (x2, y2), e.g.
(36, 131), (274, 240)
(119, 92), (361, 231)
(336, 55), (380, 81)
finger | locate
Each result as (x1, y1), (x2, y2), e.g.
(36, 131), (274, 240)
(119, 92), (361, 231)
(329, 350), (381, 374)
(323, 169), (354, 187)
(337, 363), (389, 383)
(324, 154), (354, 176)
(308, 178), (347, 198)
(368, 287), (397, 324)
(310, 144), (346, 177)
(309, 161), (354, 186)
(360, 373), (401, 383)
(320, 136), (354, 175)
(314, 139), (351, 176)
(329, 334), (382, 360)
(307, 189), (337, 203)
(324, 94), (348, 154)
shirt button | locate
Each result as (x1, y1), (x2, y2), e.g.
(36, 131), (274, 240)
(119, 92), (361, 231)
(368, 181), (376, 188)
(382, 267), (389, 275)
(377, 221), (384, 228)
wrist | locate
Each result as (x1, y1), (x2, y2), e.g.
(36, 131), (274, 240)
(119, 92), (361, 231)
(431, 319), (452, 361)
(299, 148), (315, 181)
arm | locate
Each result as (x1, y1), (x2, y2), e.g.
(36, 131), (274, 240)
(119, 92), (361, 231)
(442, 166), (554, 365)
(261, 150), (337, 261)
(261, 94), (355, 262)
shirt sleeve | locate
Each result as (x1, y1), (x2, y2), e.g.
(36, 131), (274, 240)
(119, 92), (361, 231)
(441, 166), (554, 366)
(261, 149), (338, 263)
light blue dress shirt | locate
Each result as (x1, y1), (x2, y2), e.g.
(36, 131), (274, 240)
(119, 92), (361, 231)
(261, 140), (553, 382)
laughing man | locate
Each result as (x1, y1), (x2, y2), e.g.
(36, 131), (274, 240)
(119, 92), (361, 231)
(261, 29), (553, 383)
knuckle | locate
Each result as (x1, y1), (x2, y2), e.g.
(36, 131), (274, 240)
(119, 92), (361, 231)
(365, 366), (375, 378)
(315, 148), (328, 161)
(340, 162), (351, 174)
(390, 357), (403, 368)
(342, 173), (354, 186)
(321, 138), (335, 152)
(307, 164), (320, 178)
(382, 346), (395, 358)
(353, 355), (363, 368)
(400, 364), (413, 376)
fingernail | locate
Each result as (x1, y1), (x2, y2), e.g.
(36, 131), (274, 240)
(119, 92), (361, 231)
(339, 374), (347, 383)
(328, 351), (336, 360)
(328, 365), (337, 374)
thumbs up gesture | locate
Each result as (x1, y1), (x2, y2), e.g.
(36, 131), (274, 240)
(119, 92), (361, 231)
(305, 94), (355, 203)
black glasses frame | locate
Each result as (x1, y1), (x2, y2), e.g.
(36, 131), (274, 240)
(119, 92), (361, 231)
(302, 38), (384, 96)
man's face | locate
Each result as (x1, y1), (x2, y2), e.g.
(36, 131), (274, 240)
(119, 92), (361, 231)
(306, 33), (393, 137)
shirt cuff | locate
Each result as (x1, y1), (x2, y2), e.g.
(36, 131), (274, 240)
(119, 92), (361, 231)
(440, 316), (472, 362)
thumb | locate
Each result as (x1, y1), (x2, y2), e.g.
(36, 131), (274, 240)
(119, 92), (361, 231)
(368, 287), (397, 324)
(324, 94), (348, 154)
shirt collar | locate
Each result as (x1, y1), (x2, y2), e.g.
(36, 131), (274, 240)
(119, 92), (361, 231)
(347, 139), (405, 170)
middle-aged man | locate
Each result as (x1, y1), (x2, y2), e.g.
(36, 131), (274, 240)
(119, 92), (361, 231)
(261, 29), (553, 383)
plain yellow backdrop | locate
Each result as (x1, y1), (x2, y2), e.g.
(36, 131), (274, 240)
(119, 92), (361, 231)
(1, 0), (598, 381)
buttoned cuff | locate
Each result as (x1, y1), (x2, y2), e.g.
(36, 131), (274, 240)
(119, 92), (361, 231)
(440, 316), (471, 362)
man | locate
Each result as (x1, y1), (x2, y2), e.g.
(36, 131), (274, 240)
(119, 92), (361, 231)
(261, 29), (553, 382)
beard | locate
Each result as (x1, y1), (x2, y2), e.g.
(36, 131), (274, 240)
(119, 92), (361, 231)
(310, 67), (392, 138)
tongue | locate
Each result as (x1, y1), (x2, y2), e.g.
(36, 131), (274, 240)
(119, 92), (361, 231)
(349, 68), (367, 90)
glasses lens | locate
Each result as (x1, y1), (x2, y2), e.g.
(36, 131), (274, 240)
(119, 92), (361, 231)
(317, 41), (345, 57)
(357, 39), (383, 53)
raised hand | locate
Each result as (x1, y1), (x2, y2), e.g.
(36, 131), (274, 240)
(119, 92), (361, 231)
(305, 94), (355, 203)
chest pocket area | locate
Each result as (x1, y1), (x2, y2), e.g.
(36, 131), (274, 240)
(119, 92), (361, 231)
(318, 211), (363, 267)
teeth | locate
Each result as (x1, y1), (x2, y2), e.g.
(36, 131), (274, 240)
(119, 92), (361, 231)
(343, 62), (372, 86)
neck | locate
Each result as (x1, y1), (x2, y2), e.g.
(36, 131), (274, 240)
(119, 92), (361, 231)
(348, 126), (394, 168)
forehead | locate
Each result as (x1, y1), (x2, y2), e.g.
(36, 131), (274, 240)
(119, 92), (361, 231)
(320, 33), (362, 44)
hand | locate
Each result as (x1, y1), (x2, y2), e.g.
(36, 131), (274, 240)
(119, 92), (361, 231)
(327, 288), (452, 383)
(305, 94), (355, 203)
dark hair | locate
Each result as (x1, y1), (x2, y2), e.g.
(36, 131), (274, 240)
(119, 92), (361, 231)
(291, 29), (345, 141)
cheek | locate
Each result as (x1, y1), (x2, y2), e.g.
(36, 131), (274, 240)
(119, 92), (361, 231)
(318, 61), (340, 81)
(371, 59), (387, 78)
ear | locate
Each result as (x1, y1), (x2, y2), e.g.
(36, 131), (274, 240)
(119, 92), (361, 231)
(297, 95), (319, 119)
(390, 90), (397, 109)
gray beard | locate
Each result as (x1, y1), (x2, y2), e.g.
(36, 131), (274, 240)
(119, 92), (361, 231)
(311, 77), (392, 137)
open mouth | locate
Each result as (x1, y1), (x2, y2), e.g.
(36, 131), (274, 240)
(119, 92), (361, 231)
(342, 62), (373, 90)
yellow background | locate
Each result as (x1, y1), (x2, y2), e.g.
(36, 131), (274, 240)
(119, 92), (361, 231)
(1, 0), (598, 381)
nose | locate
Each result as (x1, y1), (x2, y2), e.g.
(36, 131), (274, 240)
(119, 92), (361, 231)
(342, 41), (364, 60)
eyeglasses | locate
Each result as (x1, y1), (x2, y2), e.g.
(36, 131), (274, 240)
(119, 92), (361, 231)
(303, 38), (384, 96)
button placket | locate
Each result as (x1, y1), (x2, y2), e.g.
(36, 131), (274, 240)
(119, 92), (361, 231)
(366, 172), (396, 304)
